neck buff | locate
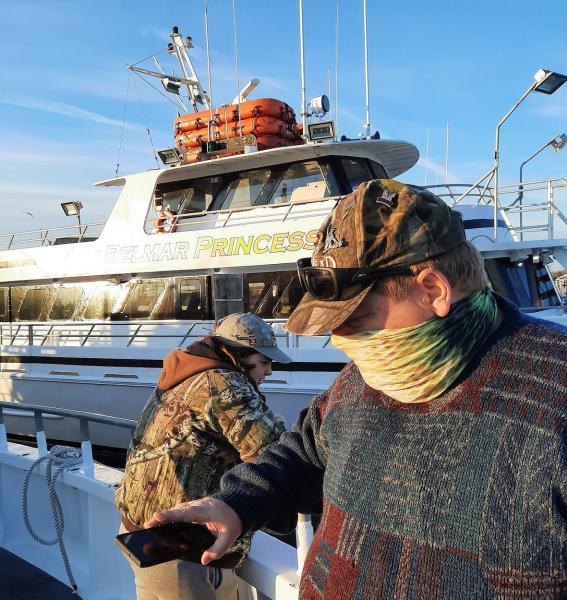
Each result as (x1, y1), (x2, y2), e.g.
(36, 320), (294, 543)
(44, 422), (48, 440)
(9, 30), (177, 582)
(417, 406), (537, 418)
(331, 288), (499, 403)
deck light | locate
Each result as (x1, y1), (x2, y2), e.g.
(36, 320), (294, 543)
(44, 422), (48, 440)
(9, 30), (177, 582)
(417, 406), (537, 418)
(61, 201), (83, 234)
(457, 67), (567, 241)
(515, 132), (567, 238)
(157, 147), (181, 167)
(533, 69), (567, 95)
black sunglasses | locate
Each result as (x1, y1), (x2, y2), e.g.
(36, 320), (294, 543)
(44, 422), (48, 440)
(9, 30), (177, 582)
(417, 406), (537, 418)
(296, 257), (414, 301)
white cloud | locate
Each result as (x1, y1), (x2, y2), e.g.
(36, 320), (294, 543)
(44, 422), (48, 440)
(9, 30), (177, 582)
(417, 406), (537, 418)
(0, 94), (140, 130)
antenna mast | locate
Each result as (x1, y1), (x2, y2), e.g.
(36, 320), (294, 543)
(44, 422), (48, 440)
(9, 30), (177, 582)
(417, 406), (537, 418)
(335, 1), (339, 140)
(363, 0), (371, 139)
(299, 0), (308, 140)
(204, 1), (214, 124)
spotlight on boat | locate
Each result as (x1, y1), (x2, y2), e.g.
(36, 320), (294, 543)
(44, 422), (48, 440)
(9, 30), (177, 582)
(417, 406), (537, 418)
(61, 201), (83, 218)
(551, 133), (567, 152)
(308, 95), (330, 116)
(533, 69), (567, 95)
(161, 77), (181, 95)
(157, 147), (182, 167)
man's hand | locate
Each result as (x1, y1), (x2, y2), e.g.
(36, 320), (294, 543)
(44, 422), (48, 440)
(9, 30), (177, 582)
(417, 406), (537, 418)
(145, 497), (243, 566)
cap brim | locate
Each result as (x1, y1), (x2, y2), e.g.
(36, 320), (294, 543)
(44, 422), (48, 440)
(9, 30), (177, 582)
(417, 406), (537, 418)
(213, 335), (292, 364)
(285, 285), (374, 336)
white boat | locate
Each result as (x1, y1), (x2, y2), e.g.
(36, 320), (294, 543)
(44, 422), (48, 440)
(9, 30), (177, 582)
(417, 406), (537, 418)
(0, 26), (566, 451)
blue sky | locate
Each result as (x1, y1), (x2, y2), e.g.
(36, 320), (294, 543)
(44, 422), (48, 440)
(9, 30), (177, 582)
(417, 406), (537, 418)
(1, 0), (566, 234)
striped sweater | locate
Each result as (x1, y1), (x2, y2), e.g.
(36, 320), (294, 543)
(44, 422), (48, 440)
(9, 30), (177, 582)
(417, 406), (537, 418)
(217, 297), (567, 599)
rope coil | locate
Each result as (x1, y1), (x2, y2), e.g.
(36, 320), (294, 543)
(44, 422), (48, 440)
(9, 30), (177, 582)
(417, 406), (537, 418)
(22, 445), (83, 593)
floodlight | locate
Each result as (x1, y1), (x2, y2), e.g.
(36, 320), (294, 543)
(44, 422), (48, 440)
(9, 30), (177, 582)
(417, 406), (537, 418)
(157, 147), (182, 166)
(551, 133), (567, 152)
(61, 201), (83, 217)
(161, 77), (181, 95)
(533, 69), (567, 95)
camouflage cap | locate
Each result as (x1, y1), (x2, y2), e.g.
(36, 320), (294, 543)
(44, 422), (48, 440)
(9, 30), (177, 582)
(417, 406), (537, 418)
(213, 312), (292, 363)
(285, 179), (466, 336)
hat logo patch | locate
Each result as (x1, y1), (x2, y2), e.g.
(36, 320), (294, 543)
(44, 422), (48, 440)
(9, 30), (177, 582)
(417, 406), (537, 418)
(323, 227), (346, 252)
(313, 255), (337, 268)
(376, 189), (396, 207)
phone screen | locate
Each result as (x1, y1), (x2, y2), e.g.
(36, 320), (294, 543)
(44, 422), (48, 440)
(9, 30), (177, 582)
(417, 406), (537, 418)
(115, 522), (242, 569)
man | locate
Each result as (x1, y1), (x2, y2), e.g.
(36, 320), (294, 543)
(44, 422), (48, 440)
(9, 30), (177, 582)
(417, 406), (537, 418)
(116, 313), (290, 600)
(147, 180), (567, 599)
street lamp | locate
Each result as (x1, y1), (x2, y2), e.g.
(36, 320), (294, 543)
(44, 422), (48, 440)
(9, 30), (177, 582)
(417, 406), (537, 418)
(457, 68), (567, 239)
(515, 133), (567, 237)
(60, 201), (83, 231)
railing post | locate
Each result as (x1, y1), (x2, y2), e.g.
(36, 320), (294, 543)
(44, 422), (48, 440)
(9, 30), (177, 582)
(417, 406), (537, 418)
(79, 419), (95, 478)
(295, 513), (314, 576)
(34, 411), (48, 456)
(28, 324), (34, 346)
(548, 180), (554, 239)
(0, 408), (8, 452)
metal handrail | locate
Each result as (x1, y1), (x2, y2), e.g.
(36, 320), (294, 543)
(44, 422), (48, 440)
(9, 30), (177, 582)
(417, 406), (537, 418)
(426, 177), (567, 241)
(0, 401), (136, 477)
(0, 222), (105, 251)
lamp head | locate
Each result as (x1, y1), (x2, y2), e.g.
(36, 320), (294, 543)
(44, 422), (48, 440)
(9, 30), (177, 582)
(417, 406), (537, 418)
(61, 201), (83, 217)
(551, 133), (567, 152)
(533, 69), (567, 94)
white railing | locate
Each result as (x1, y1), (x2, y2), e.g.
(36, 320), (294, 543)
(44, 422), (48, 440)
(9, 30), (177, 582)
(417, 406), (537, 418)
(426, 177), (567, 242)
(0, 222), (104, 251)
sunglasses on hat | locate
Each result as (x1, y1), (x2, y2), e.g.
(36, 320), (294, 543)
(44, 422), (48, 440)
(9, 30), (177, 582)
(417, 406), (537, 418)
(296, 257), (414, 301)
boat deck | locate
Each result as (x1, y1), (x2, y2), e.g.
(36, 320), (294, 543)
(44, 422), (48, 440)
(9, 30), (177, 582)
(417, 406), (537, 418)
(0, 548), (79, 599)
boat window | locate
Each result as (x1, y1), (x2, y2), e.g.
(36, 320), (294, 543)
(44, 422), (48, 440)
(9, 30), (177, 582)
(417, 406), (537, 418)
(214, 169), (272, 211)
(244, 271), (299, 319)
(368, 160), (388, 179)
(122, 280), (167, 319)
(82, 285), (122, 320)
(160, 176), (223, 216)
(49, 287), (83, 320)
(272, 275), (304, 318)
(18, 287), (53, 321)
(177, 278), (207, 319)
(0, 288), (7, 321)
(270, 160), (338, 204)
(341, 158), (374, 192)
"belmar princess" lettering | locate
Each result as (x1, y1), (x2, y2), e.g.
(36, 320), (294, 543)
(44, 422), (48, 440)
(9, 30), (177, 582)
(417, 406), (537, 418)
(104, 230), (318, 264)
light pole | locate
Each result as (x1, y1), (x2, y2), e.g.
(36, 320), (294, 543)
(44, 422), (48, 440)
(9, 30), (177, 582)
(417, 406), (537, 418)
(516, 133), (567, 238)
(457, 68), (567, 239)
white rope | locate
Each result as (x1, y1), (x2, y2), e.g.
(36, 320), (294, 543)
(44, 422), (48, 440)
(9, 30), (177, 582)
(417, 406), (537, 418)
(22, 445), (83, 594)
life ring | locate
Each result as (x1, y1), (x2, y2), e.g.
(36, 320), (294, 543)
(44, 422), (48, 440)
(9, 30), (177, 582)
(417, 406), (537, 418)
(155, 209), (178, 234)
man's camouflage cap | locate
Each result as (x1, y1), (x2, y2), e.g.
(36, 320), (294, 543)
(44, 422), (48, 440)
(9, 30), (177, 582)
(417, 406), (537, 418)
(213, 312), (291, 363)
(285, 179), (466, 336)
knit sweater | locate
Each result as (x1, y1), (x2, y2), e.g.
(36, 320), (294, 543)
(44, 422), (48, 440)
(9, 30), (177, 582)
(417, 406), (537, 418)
(216, 297), (567, 599)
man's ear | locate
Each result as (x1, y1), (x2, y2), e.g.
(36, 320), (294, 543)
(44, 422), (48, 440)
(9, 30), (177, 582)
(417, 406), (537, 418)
(415, 268), (452, 317)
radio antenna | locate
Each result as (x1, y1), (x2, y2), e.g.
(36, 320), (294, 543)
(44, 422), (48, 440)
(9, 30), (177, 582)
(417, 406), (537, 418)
(335, 0), (339, 139)
(445, 121), (450, 183)
(204, 1), (214, 124)
(363, 0), (371, 139)
(232, 0), (242, 131)
(299, 0), (308, 140)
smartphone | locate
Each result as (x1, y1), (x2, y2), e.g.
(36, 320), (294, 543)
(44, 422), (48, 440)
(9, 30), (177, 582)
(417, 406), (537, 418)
(115, 522), (243, 569)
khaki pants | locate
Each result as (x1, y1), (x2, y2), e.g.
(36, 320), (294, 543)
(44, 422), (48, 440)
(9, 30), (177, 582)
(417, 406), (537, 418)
(119, 525), (238, 600)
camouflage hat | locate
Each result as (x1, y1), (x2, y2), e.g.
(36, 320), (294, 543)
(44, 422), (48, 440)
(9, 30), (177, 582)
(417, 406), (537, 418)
(285, 179), (466, 336)
(213, 313), (292, 363)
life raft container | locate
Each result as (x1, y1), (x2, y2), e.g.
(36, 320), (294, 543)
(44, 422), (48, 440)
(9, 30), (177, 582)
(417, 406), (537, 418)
(155, 209), (178, 234)
(174, 98), (296, 134)
(175, 118), (296, 149)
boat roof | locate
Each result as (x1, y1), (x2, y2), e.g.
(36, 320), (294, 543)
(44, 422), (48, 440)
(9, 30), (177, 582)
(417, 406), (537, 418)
(95, 139), (419, 187)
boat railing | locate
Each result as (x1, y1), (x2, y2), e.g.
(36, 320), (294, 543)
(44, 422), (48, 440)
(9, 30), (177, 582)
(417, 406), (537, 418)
(145, 194), (339, 233)
(426, 177), (567, 242)
(0, 222), (104, 251)
(0, 401), (136, 477)
(0, 319), (333, 351)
